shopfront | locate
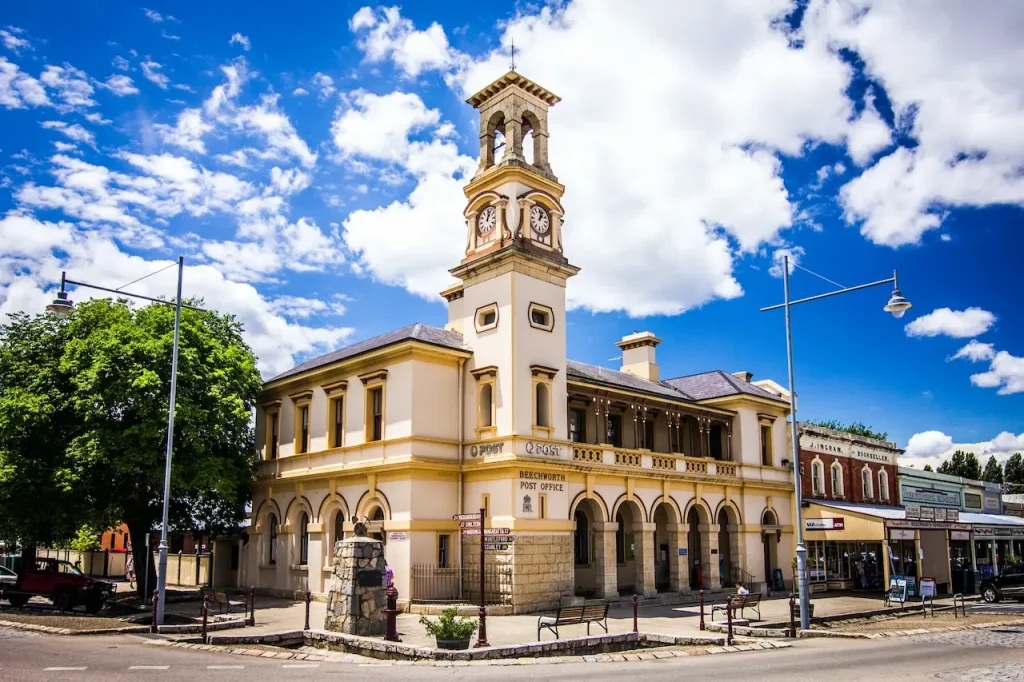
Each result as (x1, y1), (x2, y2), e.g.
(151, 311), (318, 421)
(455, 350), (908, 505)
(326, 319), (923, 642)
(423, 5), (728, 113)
(970, 523), (1024, 578)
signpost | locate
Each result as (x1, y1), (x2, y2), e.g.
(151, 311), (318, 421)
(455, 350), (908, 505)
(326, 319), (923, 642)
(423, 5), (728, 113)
(453, 510), (516, 649)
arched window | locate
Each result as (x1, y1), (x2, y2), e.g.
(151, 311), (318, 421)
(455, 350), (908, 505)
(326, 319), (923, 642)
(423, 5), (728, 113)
(333, 509), (345, 545)
(831, 461), (844, 497)
(573, 510), (589, 565)
(299, 512), (309, 565)
(862, 467), (874, 500)
(268, 514), (278, 565)
(536, 383), (550, 428)
(878, 470), (889, 501)
(811, 460), (825, 495)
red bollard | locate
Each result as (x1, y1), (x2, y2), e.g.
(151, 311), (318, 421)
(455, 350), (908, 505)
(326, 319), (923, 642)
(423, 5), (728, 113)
(383, 585), (402, 642)
(698, 590), (705, 631)
(726, 599), (734, 646)
(201, 599), (209, 644)
(151, 591), (159, 633)
(632, 594), (639, 634)
(304, 591), (311, 630)
(249, 586), (255, 626)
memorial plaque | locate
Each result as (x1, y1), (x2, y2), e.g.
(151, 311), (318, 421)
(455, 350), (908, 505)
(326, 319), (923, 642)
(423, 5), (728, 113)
(357, 569), (383, 587)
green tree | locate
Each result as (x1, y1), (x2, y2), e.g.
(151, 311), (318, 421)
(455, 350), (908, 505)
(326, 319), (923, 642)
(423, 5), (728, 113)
(804, 420), (888, 441)
(937, 450), (984, 480)
(1004, 453), (1024, 493)
(963, 452), (982, 480)
(923, 464), (933, 472)
(69, 525), (102, 553)
(981, 456), (1004, 484)
(0, 298), (261, 594)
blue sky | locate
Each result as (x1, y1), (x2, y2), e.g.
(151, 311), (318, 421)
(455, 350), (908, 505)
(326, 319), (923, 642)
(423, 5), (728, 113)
(1, 1), (1022, 468)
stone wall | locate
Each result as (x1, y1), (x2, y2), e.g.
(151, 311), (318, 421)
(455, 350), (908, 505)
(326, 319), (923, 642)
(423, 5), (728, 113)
(459, 532), (573, 614)
(324, 537), (387, 636)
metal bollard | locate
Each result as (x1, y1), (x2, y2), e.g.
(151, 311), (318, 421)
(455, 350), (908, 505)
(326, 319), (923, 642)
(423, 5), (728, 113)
(151, 591), (159, 633)
(201, 599), (209, 644)
(383, 585), (402, 642)
(726, 599), (734, 646)
(632, 594), (639, 634)
(698, 590), (705, 631)
(789, 592), (796, 638)
(249, 586), (256, 626)
(304, 591), (311, 630)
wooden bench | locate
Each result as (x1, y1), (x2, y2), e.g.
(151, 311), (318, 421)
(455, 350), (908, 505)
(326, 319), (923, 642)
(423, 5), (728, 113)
(537, 601), (610, 640)
(200, 588), (244, 615)
(711, 593), (762, 622)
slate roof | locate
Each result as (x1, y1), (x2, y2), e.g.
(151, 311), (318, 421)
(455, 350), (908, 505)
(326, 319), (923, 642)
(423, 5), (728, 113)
(268, 323), (468, 383)
(664, 370), (789, 404)
(566, 360), (695, 402)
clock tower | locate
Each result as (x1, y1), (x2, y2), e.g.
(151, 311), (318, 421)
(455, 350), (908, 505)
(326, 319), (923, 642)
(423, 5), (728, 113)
(444, 71), (579, 445)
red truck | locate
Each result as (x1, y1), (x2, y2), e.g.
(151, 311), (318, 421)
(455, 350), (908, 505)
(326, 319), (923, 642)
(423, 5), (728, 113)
(0, 557), (116, 614)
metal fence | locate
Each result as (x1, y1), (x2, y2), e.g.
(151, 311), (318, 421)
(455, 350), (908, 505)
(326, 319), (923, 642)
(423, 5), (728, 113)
(411, 564), (513, 605)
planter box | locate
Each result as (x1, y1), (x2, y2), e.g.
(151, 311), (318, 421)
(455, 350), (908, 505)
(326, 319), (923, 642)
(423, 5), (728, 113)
(435, 638), (471, 650)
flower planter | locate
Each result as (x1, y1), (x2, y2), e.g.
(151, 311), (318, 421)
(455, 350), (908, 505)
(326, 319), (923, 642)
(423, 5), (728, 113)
(435, 637), (471, 650)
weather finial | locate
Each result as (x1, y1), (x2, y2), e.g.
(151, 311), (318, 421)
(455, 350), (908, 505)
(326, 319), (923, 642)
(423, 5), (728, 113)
(510, 37), (516, 71)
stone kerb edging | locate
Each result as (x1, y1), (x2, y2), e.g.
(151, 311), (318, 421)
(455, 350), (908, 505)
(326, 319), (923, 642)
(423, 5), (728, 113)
(0, 618), (150, 636)
(705, 602), (959, 638)
(797, 617), (1024, 640)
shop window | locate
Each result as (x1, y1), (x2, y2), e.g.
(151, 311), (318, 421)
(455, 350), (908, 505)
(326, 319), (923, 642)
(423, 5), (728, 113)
(831, 461), (844, 497)
(811, 460), (825, 495)
(437, 534), (450, 569)
(474, 303), (499, 332)
(760, 424), (773, 466)
(268, 514), (278, 565)
(569, 407), (586, 443)
(299, 513), (309, 566)
(528, 302), (554, 332)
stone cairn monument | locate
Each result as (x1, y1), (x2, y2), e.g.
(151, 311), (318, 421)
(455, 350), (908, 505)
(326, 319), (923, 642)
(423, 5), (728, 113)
(324, 519), (387, 636)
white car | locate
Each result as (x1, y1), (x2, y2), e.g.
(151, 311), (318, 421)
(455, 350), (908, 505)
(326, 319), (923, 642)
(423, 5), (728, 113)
(0, 565), (16, 591)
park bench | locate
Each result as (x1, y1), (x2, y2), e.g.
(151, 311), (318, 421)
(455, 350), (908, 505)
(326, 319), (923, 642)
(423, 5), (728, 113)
(200, 587), (244, 615)
(711, 593), (762, 622)
(537, 601), (610, 640)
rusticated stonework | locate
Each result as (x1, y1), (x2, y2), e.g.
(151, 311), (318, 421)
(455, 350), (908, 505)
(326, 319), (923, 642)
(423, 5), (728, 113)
(325, 536), (387, 636)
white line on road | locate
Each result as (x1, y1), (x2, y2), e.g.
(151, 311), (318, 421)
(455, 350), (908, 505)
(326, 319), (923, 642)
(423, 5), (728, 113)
(207, 665), (245, 669)
(282, 663), (320, 668)
(130, 665), (171, 670)
(44, 667), (88, 671)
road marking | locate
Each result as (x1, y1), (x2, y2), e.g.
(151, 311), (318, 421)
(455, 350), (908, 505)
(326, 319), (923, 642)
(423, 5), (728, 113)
(207, 665), (245, 669)
(130, 665), (171, 670)
(44, 667), (88, 671)
(282, 663), (320, 668)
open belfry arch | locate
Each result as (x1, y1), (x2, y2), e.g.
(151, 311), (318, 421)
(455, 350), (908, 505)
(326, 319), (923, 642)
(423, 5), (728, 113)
(248, 69), (796, 613)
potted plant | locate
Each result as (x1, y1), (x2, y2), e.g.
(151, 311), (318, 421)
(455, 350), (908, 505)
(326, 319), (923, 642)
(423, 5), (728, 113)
(419, 607), (478, 650)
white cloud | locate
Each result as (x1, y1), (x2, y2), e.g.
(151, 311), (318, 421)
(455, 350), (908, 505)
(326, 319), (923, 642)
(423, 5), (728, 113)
(0, 213), (353, 379)
(154, 108), (212, 154)
(845, 93), (892, 166)
(901, 429), (1024, 469)
(143, 8), (164, 22)
(905, 307), (996, 338)
(40, 63), (96, 110)
(233, 93), (318, 168)
(269, 166), (312, 195)
(0, 57), (51, 108)
(84, 112), (111, 126)
(112, 56), (130, 71)
(350, 6), (454, 78)
(769, 246), (804, 278)
(806, 0), (1024, 246)
(969, 349), (1024, 396)
(269, 295), (347, 319)
(331, 90), (440, 163)
(312, 72), (335, 101)
(161, 30), (181, 41)
(230, 33), (251, 51)
(1, 27), (32, 54)
(952, 340), (996, 362)
(292, 87), (309, 97)
(99, 74), (139, 96)
(53, 141), (78, 153)
(216, 149), (251, 167)
(141, 60), (169, 89)
(40, 120), (95, 146)
(204, 59), (249, 118)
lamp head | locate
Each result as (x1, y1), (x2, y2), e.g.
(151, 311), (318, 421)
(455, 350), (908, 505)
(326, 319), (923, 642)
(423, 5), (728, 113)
(46, 290), (74, 317)
(884, 289), (912, 319)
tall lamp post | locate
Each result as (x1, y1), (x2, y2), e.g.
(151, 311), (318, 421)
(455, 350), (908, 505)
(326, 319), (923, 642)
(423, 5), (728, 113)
(761, 257), (911, 631)
(47, 257), (200, 625)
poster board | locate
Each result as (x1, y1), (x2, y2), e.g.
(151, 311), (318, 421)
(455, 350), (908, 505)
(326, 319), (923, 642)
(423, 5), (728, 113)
(888, 575), (907, 604)
(919, 577), (936, 599)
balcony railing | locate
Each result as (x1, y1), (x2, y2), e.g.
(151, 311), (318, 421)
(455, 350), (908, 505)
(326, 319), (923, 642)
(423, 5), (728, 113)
(571, 444), (738, 478)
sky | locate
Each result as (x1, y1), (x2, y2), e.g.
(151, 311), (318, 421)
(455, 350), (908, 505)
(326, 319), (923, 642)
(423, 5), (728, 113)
(0, 0), (1022, 471)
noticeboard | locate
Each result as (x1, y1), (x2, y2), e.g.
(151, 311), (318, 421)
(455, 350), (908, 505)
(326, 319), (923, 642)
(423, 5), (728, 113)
(888, 575), (907, 604)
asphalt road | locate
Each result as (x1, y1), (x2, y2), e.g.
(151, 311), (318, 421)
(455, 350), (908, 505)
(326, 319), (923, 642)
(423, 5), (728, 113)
(2, 626), (1024, 681)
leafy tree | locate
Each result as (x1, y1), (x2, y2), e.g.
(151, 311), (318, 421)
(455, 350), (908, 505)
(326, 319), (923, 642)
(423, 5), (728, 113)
(69, 526), (102, 553)
(804, 420), (888, 441)
(981, 456), (1004, 484)
(1004, 453), (1024, 493)
(937, 450), (984, 480)
(963, 452), (982, 480)
(923, 464), (933, 472)
(0, 298), (261, 595)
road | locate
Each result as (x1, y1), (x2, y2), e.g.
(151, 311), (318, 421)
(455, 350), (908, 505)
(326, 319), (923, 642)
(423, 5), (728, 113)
(2, 626), (1024, 680)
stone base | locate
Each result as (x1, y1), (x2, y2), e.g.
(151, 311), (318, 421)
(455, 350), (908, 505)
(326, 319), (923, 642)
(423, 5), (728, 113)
(324, 537), (387, 636)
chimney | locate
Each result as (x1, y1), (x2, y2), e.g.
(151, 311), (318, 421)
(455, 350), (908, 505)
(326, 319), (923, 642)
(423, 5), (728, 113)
(616, 331), (662, 382)
(732, 371), (754, 383)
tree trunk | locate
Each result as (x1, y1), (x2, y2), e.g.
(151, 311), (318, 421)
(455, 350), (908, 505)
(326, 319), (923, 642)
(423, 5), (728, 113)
(124, 519), (158, 600)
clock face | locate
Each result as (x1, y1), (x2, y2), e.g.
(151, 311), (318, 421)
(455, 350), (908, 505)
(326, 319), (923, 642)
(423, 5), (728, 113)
(530, 206), (550, 235)
(477, 206), (497, 235)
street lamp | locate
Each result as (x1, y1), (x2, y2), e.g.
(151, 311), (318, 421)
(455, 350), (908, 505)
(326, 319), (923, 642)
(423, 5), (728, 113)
(761, 258), (911, 631)
(47, 257), (200, 626)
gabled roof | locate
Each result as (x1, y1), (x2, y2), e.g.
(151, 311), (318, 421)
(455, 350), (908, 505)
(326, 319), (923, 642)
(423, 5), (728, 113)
(664, 370), (789, 404)
(268, 323), (468, 384)
(566, 360), (694, 402)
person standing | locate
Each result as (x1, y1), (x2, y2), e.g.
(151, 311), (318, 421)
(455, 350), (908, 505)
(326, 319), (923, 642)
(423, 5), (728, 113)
(125, 547), (136, 590)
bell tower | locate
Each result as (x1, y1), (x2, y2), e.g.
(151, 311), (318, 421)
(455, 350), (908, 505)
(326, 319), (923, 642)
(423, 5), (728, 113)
(444, 71), (578, 446)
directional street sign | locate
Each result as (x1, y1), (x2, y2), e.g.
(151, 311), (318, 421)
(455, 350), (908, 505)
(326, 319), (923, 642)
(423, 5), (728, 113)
(461, 527), (512, 536)
(459, 520), (481, 528)
(482, 535), (514, 544)
(484, 543), (509, 551)
(453, 513), (482, 520)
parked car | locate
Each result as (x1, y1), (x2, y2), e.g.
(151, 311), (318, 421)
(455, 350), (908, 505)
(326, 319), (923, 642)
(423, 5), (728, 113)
(980, 564), (1024, 603)
(0, 565), (16, 589)
(0, 557), (116, 613)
